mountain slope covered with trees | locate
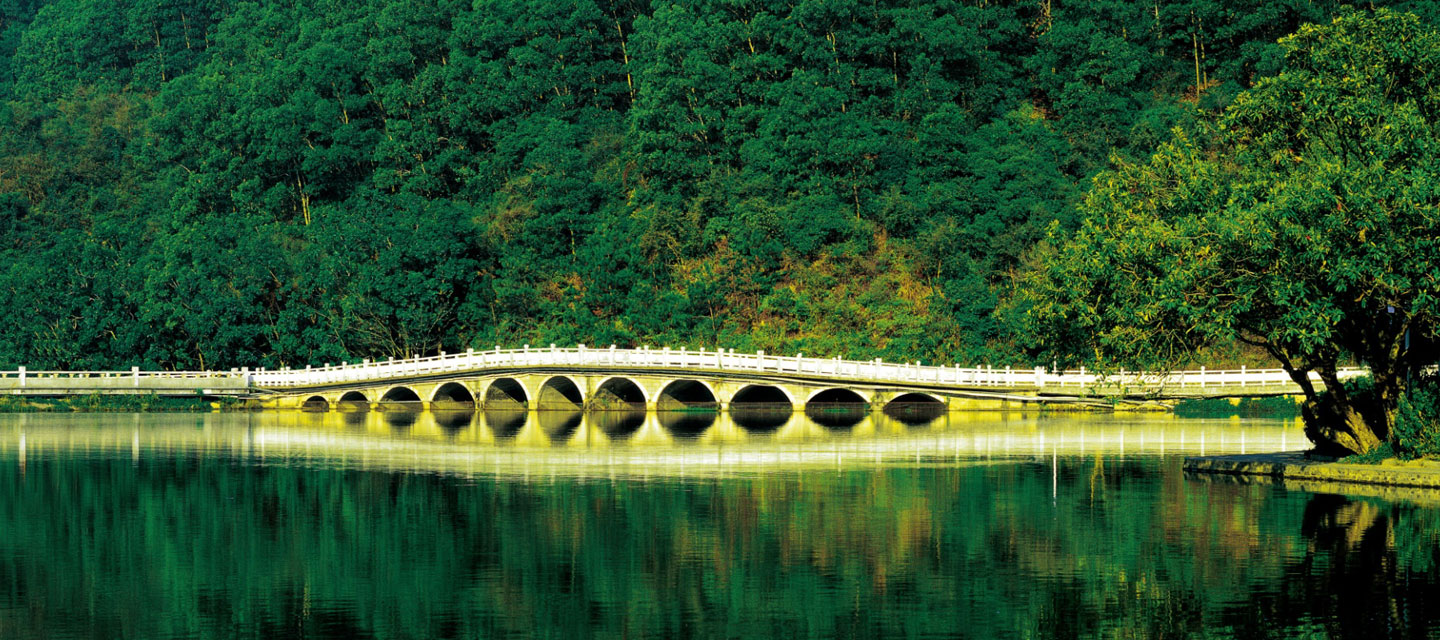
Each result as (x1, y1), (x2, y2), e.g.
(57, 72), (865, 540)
(1, 0), (1433, 370)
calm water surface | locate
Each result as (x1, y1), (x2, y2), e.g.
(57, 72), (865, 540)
(0, 410), (1437, 639)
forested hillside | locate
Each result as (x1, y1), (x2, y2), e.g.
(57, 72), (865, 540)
(1, 0), (1432, 370)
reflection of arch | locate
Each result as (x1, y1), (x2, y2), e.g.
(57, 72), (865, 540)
(430, 381), (476, 405)
(537, 410), (583, 440)
(592, 410), (645, 439)
(337, 390), (370, 410)
(342, 410), (367, 427)
(485, 409), (527, 438)
(434, 410), (474, 434)
(384, 410), (420, 431)
(594, 377), (647, 409)
(485, 378), (529, 409)
(659, 411), (716, 438)
(537, 376), (585, 411)
(731, 384), (795, 407)
(657, 379), (719, 410)
(732, 406), (789, 432)
(380, 386), (422, 403)
(301, 395), (329, 411)
(883, 393), (945, 426)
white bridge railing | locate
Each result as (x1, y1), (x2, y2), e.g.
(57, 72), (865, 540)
(0, 345), (1371, 394)
(239, 345), (1367, 392)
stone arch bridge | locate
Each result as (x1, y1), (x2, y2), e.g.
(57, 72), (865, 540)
(1, 345), (1367, 410)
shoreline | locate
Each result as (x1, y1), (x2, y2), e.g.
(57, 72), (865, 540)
(1184, 452), (1440, 490)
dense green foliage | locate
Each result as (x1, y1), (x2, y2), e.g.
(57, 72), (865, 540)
(1393, 375), (1440, 458)
(1010, 10), (1440, 455)
(0, 0), (1433, 370)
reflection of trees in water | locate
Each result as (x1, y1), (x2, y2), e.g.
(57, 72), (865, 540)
(658, 410), (716, 439)
(4, 451), (1440, 639)
(1214, 493), (1440, 638)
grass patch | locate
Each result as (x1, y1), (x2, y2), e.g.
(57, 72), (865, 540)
(1173, 396), (1301, 419)
(0, 393), (241, 413)
(1339, 442), (1397, 465)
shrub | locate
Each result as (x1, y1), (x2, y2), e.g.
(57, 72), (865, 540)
(1393, 376), (1440, 459)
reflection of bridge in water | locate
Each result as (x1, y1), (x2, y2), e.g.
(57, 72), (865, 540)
(0, 411), (1305, 480)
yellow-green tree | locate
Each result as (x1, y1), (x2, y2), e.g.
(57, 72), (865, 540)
(1013, 10), (1440, 455)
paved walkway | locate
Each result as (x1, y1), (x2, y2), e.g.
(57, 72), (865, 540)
(1185, 452), (1440, 489)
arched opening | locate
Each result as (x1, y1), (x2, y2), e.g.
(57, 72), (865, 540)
(804, 388), (868, 429)
(537, 376), (584, 411)
(657, 380), (718, 411)
(337, 390), (370, 411)
(431, 382), (476, 410)
(731, 385), (793, 409)
(435, 410), (474, 435)
(301, 395), (329, 412)
(592, 409), (645, 439)
(537, 410), (583, 441)
(485, 378), (528, 410)
(730, 385), (793, 432)
(660, 411), (716, 439)
(592, 377), (647, 411)
(883, 393), (945, 426)
(485, 409), (527, 439)
(379, 386), (423, 409)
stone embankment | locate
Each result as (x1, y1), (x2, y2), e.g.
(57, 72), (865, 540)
(1185, 452), (1440, 489)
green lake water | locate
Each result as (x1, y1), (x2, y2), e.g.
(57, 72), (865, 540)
(0, 410), (1437, 639)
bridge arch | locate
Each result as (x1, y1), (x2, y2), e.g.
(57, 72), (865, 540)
(484, 378), (529, 409)
(337, 390), (370, 409)
(730, 384), (796, 407)
(804, 387), (870, 405)
(301, 395), (329, 411)
(430, 381), (477, 406)
(657, 379), (719, 410)
(884, 392), (943, 407)
(883, 392), (945, 425)
(537, 376), (585, 411)
(593, 376), (648, 408)
(379, 386), (423, 404)
(730, 384), (794, 433)
(803, 388), (868, 429)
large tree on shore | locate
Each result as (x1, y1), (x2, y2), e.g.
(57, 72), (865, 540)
(1011, 9), (1440, 455)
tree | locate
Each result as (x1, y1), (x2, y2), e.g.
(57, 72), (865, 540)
(1010, 10), (1440, 456)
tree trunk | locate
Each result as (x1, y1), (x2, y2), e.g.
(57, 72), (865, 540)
(1303, 366), (1385, 456)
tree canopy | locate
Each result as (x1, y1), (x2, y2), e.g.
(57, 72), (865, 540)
(1011, 9), (1440, 455)
(0, 0), (1431, 376)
